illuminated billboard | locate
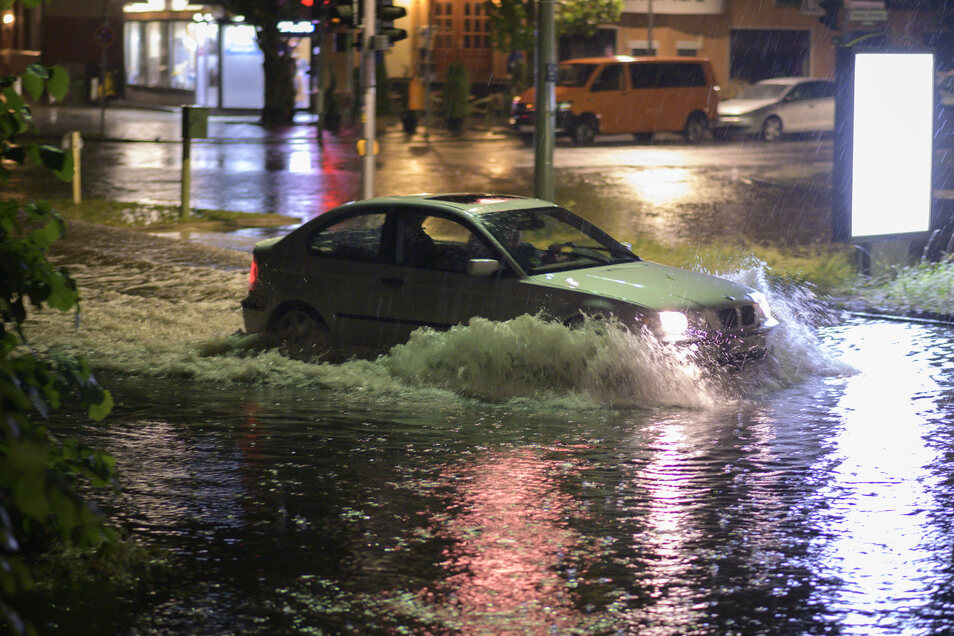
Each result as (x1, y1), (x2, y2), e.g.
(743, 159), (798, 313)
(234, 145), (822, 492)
(850, 52), (934, 239)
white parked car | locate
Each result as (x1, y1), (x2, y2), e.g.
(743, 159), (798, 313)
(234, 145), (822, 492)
(242, 194), (778, 363)
(715, 77), (835, 141)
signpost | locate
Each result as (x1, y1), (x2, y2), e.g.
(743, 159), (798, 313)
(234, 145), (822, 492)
(181, 106), (210, 218)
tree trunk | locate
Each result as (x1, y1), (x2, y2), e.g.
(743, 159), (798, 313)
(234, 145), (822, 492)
(258, 15), (295, 127)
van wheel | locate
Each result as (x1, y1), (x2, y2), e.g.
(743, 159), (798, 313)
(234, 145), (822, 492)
(571, 118), (597, 146)
(683, 113), (707, 143)
(761, 116), (783, 142)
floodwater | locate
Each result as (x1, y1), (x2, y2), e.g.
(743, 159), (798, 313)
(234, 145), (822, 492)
(22, 222), (954, 634)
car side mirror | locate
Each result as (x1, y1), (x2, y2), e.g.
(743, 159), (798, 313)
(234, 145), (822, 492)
(467, 259), (499, 277)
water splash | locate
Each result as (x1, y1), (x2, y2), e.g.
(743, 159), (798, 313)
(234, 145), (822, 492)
(27, 241), (851, 410)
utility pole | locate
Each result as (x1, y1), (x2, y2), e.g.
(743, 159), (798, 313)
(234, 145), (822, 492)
(533, 0), (556, 201)
(362, 0), (377, 199)
(647, 0), (654, 55)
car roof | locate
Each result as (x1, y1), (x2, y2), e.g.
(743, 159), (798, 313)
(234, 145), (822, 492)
(755, 76), (833, 85)
(331, 193), (559, 219)
(561, 55), (709, 65)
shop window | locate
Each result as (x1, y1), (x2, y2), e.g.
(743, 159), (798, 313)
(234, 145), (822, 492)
(125, 22), (144, 85)
(171, 22), (196, 89)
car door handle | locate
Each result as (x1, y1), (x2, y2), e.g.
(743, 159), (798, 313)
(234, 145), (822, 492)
(381, 277), (405, 288)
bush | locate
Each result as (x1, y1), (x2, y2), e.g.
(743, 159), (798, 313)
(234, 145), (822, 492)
(0, 51), (117, 634)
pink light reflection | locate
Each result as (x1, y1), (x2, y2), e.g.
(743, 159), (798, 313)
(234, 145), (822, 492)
(422, 447), (590, 633)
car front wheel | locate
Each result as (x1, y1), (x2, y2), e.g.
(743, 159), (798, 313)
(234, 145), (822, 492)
(268, 305), (329, 360)
(761, 116), (783, 142)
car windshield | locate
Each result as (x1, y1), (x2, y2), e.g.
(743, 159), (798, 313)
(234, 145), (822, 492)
(556, 64), (597, 87)
(478, 207), (639, 275)
(734, 83), (791, 100)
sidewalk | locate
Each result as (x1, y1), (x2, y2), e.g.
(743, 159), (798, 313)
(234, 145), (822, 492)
(27, 104), (512, 145)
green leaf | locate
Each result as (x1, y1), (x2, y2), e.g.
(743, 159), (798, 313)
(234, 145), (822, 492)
(27, 217), (60, 249)
(48, 65), (70, 102)
(49, 491), (79, 539)
(13, 476), (49, 521)
(37, 145), (73, 182)
(88, 389), (113, 421)
(2, 86), (24, 114)
(46, 271), (77, 311)
(21, 67), (43, 101)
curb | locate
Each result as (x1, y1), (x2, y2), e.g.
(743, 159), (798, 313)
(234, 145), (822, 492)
(847, 310), (954, 327)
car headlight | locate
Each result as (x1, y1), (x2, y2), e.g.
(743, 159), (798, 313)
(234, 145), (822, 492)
(557, 101), (573, 111)
(749, 291), (779, 326)
(658, 311), (689, 336)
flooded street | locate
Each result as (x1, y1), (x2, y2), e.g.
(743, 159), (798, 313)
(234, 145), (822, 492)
(25, 221), (954, 634)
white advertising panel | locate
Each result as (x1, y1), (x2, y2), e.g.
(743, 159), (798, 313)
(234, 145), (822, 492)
(851, 53), (934, 239)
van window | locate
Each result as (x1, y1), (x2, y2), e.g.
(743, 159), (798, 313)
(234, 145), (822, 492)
(629, 62), (707, 89)
(556, 63), (596, 87)
(590, 64), (623, 92)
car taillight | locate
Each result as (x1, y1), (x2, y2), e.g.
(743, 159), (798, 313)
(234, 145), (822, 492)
(248, 257), (259, 290)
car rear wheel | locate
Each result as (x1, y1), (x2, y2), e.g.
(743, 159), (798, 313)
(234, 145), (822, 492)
(683, 113), (707, 143)
(571, 117), (597, 146)
(761, 116), (783, 142)
(268, 305), (329, 360)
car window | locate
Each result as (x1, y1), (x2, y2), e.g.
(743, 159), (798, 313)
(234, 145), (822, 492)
(805, 81), (834, 99)
(396, 213), (498, 273)
(590, 64), (623, 92)
(479, 207), (638, 275)
(307, 212), (386, 262)
(736, 83), (789, 100)
(556, 63), (596, 87)
(657, 63), (707, 88)
(786, 83), (809, 101)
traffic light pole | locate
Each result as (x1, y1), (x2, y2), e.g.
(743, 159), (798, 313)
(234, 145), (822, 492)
(362, 0), (376, 199)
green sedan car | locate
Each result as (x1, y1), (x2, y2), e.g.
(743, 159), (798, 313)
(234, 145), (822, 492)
(242, 194), (778, 361)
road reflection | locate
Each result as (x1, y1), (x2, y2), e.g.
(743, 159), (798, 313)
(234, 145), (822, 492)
(825, 321), (944, 633)
(425, 446), (588, 633)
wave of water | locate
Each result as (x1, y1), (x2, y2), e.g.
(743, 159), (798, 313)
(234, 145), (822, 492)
(31, 233), (852, 410)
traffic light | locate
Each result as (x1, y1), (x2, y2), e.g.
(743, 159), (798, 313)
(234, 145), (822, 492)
(377, 0), (407, 44)
(331, 0), (361, 27)
(818, 0), (840, 30)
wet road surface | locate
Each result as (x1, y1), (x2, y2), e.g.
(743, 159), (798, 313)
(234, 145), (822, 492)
(19, 216), (954, 635)
(20, 106), (835, 249)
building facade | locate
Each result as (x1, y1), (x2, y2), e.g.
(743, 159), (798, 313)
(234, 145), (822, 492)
(7, 0), (946, 109)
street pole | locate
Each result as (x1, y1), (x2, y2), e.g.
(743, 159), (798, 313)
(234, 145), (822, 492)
(98, 23), (108, 137)
(533, 0), (556, 201)
(424, 26), (433, 143)
(647, 0), (654, 55)
(314, 9), (325, 148)
(362, 0), (376, 199)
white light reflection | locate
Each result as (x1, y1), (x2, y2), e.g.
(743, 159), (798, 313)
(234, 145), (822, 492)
(622, 167), (694, 207)
(823, 322), (942, 633)
(286, 148), (313, 174)
(628, 418), (708, 629)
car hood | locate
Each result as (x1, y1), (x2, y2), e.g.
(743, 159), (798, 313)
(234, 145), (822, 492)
(528, 261), (755, 310)
(718, 98), (777, 116)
